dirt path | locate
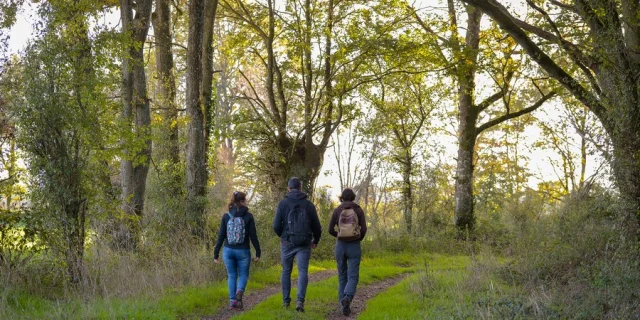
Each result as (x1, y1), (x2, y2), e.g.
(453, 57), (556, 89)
(200, 269), (336, 320)
(325, 273), (410, 320)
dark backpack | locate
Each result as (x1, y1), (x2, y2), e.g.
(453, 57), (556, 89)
(226, 212), (246, 245)
(286, 204), (312, 246)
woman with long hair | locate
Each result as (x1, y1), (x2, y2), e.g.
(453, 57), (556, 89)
(214, 191), (261, 310)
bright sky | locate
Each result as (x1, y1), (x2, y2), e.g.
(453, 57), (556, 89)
(7, 1), (33, 54)
(5, 1), (608, 197)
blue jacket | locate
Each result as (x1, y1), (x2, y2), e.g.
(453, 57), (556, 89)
(273, 190), (322, 245)
(214, 205), (261, 259)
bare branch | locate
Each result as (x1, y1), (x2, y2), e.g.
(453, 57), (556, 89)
(477, 91), (556, 134)
(407, 4), (450, 65)
(549, 0), (578, 14)
(461, 0), (610, 130)
(476, 91), (505, 112)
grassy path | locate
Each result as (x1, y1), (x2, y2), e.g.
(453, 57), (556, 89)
(7, 252), (508, 319)
(210, 254), (485, 319)
(201, 269), (337, 320)
(324, 273), (409, 320)
(224, 257), (416, 320)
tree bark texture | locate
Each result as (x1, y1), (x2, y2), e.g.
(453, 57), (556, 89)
(453, 5), (482, 236)
(460, 0), (640, 235)
(401, 150), (414, 234)
(201, 0), (219, 166)
(119, 0), (153, 250)
(152, 0), (179, 182)
(186, 0), (208, 238)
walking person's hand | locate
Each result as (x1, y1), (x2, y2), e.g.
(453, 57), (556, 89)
(311, 243), (317, 249)
(214, 258), (220, 264)
(253, 257), (260, 262)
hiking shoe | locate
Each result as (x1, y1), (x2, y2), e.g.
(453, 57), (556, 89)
(228, 300), (238, 310)
(295, 300), (305, 312)
(235, 290), (244, 310)
(282, 301), (290, 308)
(341, 296), (351, 316)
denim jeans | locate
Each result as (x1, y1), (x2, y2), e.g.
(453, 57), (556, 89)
(281, 242), (311, 304)
(335, 240), (361, 301)
(223, 247), (251, 302)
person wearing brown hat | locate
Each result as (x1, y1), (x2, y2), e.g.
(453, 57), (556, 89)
(328, 188), (367, 316)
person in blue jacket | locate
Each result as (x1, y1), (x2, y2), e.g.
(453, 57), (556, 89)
(272, 177), (322, 312)
(214, 191), (261, 310)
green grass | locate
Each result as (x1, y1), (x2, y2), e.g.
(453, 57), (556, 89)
(358, 254), (534, 319)
(4, 252), (493, 319)
(232, 255), (415, 320)
(1, 262), (330, 320)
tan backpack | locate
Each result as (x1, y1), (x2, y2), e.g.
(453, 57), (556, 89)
(337, 208), (361, 241)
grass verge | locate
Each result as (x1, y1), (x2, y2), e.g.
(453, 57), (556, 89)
(358, 254), (545, 319)
(231, 254), (416, 320)
(1, 262), (329, 319)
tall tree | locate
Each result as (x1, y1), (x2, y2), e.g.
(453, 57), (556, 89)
(219, 0), (384, 197)
(201, 0), (220, 166)
(18, 0), (116, 283)
(152, 0), (180, 190)
(119, 0), (153, 249)
(460, 0), (640, 234)
(210, 21), (241, 205)
(185, 0), (208, 238)
(364, 71), (435, 234)
(410, 1), (555, 236)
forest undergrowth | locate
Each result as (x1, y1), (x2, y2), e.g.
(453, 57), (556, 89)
(1, 188), (639, 319)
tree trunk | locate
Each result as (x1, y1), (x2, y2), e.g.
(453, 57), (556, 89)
(610, 135), (640, 232)
(401, 151), (414, 234)
(453, 6), (482, 237)
(119, 0), (153, 250)
(454, 113), (478, 236)
(186, 0), (207, 239)
(201, 0), (219, 166)
(5, 139), (15, 208)
(65, 197), (86, 284)
(67, 12), (91, 284)
(272, 137), (324, 197)
(152, 0), (179, 184)
(460, 0), (640, 236)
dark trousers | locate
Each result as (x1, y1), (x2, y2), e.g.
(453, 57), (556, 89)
(335, 240), (361, 301)
(281, 242), (311, 304)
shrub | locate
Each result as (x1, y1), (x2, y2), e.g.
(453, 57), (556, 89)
(501, 187), (640, 318)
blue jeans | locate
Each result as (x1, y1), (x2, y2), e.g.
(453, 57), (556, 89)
(335, 240), (361, 301)
(223, 247), (251, 302)
(281, 242), (311, 304)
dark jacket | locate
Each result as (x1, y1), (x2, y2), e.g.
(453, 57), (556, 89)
(328, 201), (367, 241)
(214, 205), (261, 259)
(273, 189), (322, 245)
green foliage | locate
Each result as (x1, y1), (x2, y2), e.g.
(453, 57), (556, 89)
(13, 0), (121, 283)
(1, 0), (638, 318)
(502, 187), (640, 318)
(0, 209), (43, 289)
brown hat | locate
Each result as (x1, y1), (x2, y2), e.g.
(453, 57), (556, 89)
(339, 188), (356, 202)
